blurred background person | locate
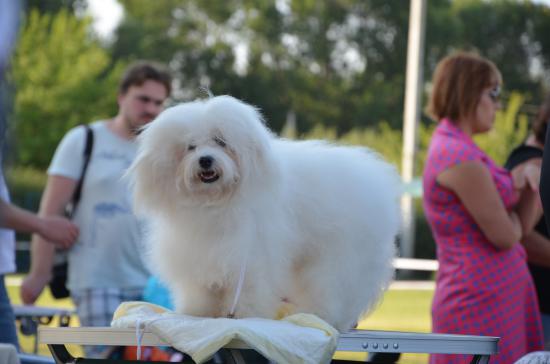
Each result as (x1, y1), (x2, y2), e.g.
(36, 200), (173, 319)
(423, 51), (543, 363)
(1, 0), (78, 352)
(0, 173), (78, 349)
(509, 95), (550, 349)
(20, 61), (172, 358)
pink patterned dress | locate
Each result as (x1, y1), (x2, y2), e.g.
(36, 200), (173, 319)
(423, 119), (543, 363)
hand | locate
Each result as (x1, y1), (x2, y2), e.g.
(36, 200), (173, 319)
(20, 273), (50, 305)
(509, 211), (523, 240)
(37, 216), (79, 249)
(512, 163), (541, 191)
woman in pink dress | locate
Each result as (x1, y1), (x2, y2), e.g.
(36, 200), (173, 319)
(423, 52), (544, 363)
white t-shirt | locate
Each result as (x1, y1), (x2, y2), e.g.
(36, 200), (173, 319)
(48, 121), (150, 290)
(0, 167), (16, 275)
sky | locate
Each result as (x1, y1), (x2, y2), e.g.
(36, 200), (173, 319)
(87, 0), (123, 39)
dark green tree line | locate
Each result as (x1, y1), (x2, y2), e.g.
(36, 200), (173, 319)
(10, 9), (122, 168)
(8, 0), (550, 169)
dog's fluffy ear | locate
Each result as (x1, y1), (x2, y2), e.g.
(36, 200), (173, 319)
(126, 125), (183, 217)
(239, 105), (282, 192)
(207, 96), (281, 190)
(126, 151), (155, 216)
(240, 126), (279, 190)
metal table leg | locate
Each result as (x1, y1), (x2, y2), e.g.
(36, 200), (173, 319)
(470, 354), (490, 364)
(47, 344), (75, 364)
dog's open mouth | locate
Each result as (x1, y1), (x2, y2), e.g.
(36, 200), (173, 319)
(199, 171), (220, 183)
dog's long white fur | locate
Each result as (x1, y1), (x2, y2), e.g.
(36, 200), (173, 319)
(128, 95), (401, 332)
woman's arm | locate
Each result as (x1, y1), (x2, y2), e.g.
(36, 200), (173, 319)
(20, 175), (78, 304)
(0, 199), (78, 246)
(511, 161), (543, 235)
(522, 230), (550, 267)
(437, 161), (521, 249)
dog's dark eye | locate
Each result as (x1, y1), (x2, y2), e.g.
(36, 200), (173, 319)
(188, 145), (196, 151)
(214, 137), (226, 148)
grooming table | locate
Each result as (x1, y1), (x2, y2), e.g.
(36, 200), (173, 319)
(39, 326), (498, 363)
(13, 305), (73, 354)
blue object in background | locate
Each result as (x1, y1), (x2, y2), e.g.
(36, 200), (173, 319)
(143, 276), (174, 310)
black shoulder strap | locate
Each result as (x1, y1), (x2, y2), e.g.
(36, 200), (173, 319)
(504, 144), (542, 171)
(68, 124), (94, 217)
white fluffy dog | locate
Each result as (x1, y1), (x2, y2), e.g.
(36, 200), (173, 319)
(128, 95), (401, 332)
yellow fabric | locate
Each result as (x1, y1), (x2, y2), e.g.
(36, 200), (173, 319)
(275, 301), (296, 320)
(111, 301), (339, 364)
(112, 301), (168, 318)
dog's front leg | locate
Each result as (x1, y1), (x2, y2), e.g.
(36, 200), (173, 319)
(173, 281), (224, 318)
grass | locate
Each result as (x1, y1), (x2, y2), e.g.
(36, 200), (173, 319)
(334, 289), (434, 363)
(7, 276), (434, 363)
(7, 277), (84, 358)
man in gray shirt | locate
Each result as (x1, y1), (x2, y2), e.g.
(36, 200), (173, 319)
(21, 61), (172, 357)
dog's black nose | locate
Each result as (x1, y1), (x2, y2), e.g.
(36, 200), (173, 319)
(199, 156), (214, 169)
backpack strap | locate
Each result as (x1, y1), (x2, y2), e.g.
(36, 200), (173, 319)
(68, 124), (94, 217)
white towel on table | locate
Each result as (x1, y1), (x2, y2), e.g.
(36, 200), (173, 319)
(111, 301), (339, 364)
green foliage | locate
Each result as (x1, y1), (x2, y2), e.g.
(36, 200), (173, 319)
(448, 1), (547, 100)
(4, 166), (46, 212)
(340, 123), (403, 168)
(475, 92), (529, 165)
(300, 124), (338, 141)
(10, 1), (550, 170)
(4, 166), (48, 244)
(299, 120), (434, 174)
(24, 0), (85, 15)
(416, 121), (437, 175)
(5, 166), (46, 193)
(10, 9), (124, 168)
(108, 0), (550, 137)
(298, 92), (529, 186)
(111, 1), (413, 132)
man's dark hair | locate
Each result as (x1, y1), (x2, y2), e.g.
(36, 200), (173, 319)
(118, 61), (172, 97)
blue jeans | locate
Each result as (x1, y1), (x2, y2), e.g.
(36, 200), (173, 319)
(542, 312), (550, 350)
(0, 275), (19, 350)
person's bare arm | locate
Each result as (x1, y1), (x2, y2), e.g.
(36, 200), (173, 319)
(437, 161), (521, 250)
(510, 160), (542, 235)
(20, 175), (78, 304)
(522, 230), (550, 267)
(0, 198), (78, 247)
(514, 185), (542, 236)
(509, 158), (549, 265)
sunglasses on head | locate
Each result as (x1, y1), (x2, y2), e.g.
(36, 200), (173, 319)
(488, 86), (501, 102)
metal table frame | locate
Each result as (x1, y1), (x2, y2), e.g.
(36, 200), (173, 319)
(13, 305), (73, 354)
(39, 327), (499, 363)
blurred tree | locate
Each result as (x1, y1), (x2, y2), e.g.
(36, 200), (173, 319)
(300, 92), (528, 176)
(110, 0), (550, 135)
(24, 0), (82, 13)
(9, 0), (550, 170)
(9, 9), (123, 168)
(475, 92), (529, 165)
(111, 0), (412, 132)
(446, 0), (550, 104)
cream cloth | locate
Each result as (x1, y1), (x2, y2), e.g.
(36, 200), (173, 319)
(111, 301), (338, 364)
